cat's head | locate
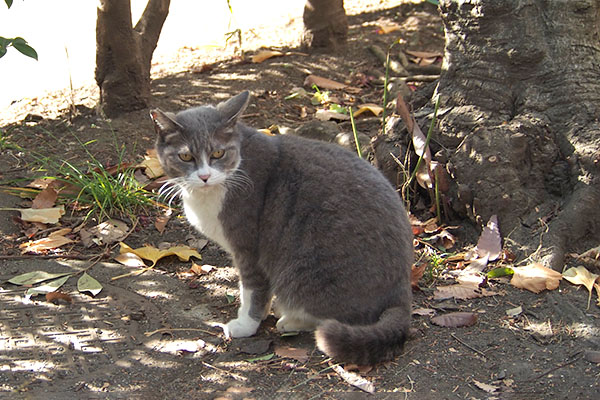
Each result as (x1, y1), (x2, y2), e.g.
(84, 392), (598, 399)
(150, 91), (250, 190)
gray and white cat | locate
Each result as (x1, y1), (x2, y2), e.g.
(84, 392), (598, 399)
(150, 91), (413, 365)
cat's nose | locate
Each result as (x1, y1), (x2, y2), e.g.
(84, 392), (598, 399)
(198, 173), (210, 183)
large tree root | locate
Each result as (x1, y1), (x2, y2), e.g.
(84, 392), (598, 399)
(537, 182), (600, 271)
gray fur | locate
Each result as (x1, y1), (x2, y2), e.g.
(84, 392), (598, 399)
(151, 91), (413, 365)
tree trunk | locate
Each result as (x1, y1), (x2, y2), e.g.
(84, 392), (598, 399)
(432, 0), (600, 269)
(95, 0), (170, 117)
(302, 0), (348, 50)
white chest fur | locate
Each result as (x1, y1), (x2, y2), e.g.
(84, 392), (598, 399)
(181, 185), (233, 254)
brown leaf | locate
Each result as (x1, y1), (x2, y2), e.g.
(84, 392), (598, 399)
(475, 215), (501, 261)
(510, 263), (562, 293)
(411, 263), (427, 290)
(304, 75), (346, 90)
(114, 252), (147, 267)
(251, 49), (283, 63)
(396, 95), (433, 189)
(18, 206), (65, 224)
(19, 229), (74, 254)
(32, 184), (58, 209)
(472, 379), (499, 393)
(274, 346), (308, 362)
(376, 22), (402, 34)
(46, 291), (73, 304)
(155, 214), (171, 234)
(584, 350), (600, 363)
(434, 283), (496, 301)
(190, 263), (214, 275)
(431, 312), (478, 327)
(562, 266), (599, 310)
(412, 307), (436, 317)
(405, 50), (443, 59)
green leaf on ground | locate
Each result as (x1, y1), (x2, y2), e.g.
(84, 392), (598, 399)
(487, 267), (514, 278)
(245, 353), (274, 362)
(77, 273), (103, 296)
(8, 271), (72, 286)
(25, 275), (71, 297)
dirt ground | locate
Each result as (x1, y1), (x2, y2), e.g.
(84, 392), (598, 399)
(1, 1), (599, 399)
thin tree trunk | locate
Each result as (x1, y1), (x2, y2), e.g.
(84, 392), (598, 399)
(95, 0), (170, 117)
(302, 0), (348, 50)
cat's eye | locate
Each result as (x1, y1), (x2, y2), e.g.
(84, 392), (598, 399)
(178, 152), (193, 162)
(211, 149), (225, 159)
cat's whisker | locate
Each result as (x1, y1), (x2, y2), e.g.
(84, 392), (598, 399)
(225, 170), (253, 194)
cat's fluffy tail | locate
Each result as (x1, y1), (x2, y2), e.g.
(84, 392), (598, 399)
(314, 307), (409, 365)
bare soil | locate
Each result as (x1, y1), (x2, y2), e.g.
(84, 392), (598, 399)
(0, 1), (598, 399)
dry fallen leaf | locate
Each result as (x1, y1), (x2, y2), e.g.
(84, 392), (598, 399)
(412, 307), (436, 317)
(80, 219), (129, 247)
(304, 75), (347, 90)
(510, 263), (562, 293)
(190, 263), (215, 275)
(46, 291), (73, 304)
(475, 215), (501, 261)
(155, 213), (171, 234)
(431, 312), (478, 328)
(119, 242), (201, 267)
(114, 252), (147, 267)
(434, 283), (496, 301)
(472, 379), (499, 393)
(352, 104), (384, 117)
(376, 22), (402, 34)
(396, 94), (433, 189)
(16, 206), (65, 224)
(32, 184), (58, 209)
(315, 109), (350, 121)
(251, 49), (283, 63)
(137, 149), (164, 179)
(584, 350), (600, 363)
(411, 263), (427, 290)
(562, 266), (599, 310)
(19, 228), (74, 254)
(274, 346), (308, 362)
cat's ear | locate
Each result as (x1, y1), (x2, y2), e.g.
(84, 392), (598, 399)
(150, 109), (182, 135)
(217, 91), (250, 125)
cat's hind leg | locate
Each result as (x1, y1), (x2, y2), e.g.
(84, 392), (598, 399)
(274, 304), (320, 333)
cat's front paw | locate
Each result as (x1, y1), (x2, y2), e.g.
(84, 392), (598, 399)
(223, 316), (260, 338)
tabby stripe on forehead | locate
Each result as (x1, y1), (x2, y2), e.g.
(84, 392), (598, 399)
(164, 132), (181, 143)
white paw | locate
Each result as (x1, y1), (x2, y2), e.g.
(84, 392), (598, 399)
(223, 316), (260, 338)
(276, 314), (317, 333)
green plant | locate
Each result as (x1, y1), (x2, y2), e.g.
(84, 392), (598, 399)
(32, 127), (157, 221)
(1, 1), (38, 60)
(424, 250), (445, 283)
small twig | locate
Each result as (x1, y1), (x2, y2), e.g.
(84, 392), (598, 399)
(400, 75), (440, 82)
(0, 253), (107, 261)
(528, 351), (583, 381)
(202, 362), (247, 382)
(144, 327), (222, 338)
(451, 333), (487, 360)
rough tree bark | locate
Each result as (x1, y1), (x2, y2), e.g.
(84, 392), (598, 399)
(95, 0), (170, 117)
(302, 0), (348, 50)
(433, 0), (600, 269)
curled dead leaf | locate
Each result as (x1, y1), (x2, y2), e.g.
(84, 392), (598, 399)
(304, 75), (347, 90)
(251, 49), (283, 63)
(274, 346), (308, 362)
(510, 263), (562, 293)
(475, 215), (501, 261)
(431, 312), (478, 328)
(434, 283), (496, 301)
(562, 266), (599, 310)
(46, 291), (73, 304)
